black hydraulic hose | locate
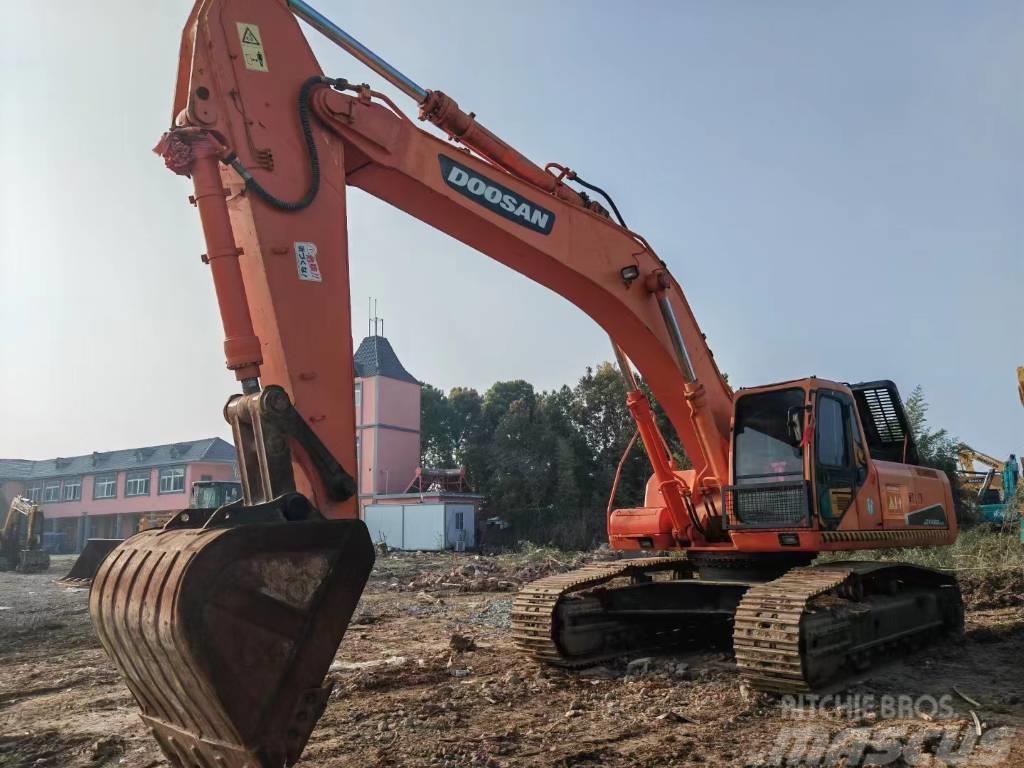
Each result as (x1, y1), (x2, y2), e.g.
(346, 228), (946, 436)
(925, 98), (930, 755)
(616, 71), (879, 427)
(570, 174), (628, 229)
(686, 496), (709, 540)
(222, 76), (348, 211)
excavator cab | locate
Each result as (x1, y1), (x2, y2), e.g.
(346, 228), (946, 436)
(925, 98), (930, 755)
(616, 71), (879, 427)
(726, 378), (955, 541)
(190, 479), (243, 509)
(738, 381), (874, 530)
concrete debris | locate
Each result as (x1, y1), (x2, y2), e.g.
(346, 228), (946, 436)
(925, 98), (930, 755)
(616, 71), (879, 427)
(330, 656), (408, 673)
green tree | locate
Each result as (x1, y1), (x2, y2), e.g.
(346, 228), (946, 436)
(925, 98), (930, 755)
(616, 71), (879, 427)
(481, 380), (536, 429)
(420, 384), (455, 468)
(905, 385), (970, 523)
(448, 387), (484, 459)
(491, 396), (555, 514)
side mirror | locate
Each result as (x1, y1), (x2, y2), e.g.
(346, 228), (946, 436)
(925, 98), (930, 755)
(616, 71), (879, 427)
(786, 406), (804, 446)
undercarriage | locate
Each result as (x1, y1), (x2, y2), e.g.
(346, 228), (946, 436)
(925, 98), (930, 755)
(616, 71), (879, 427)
(512, 555), (964, 692)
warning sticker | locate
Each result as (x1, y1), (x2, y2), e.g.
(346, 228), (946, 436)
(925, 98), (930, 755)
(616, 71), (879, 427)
(884, 485), (904, 519)
(295, 242), (322, 282)
(236, 23), (268, 72)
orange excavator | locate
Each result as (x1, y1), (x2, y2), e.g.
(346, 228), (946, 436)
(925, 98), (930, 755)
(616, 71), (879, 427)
(91, 2), (964, 766)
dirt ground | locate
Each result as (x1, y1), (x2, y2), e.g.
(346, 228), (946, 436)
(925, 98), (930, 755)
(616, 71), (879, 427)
(1, 551), (1022, 768)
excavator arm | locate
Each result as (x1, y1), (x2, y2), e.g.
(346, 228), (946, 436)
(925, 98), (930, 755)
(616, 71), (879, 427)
(162, 0), (732, 521)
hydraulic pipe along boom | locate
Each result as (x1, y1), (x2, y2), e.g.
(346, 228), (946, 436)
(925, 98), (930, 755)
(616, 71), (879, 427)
(287, 0), (428, 102)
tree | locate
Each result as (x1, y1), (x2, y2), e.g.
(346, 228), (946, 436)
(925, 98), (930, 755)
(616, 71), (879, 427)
(904, 385), (970, 523)
(481, 380), (536, 429)
(490, 396), (555, 515)
(420, 384), (455, 468)
(448, 387), (484, 460)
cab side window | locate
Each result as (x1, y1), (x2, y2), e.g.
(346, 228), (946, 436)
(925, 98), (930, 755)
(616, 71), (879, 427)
(816, 396), (849, 467)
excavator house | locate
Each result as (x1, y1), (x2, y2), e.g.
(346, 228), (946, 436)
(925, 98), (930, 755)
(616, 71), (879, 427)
(89, 1), (964, 766)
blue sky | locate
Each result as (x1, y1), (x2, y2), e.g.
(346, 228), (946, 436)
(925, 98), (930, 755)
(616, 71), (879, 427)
(1, 1), (1021, 462)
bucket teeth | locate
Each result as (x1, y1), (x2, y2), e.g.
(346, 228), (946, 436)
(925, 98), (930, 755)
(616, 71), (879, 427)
(90, 520), (374, 768)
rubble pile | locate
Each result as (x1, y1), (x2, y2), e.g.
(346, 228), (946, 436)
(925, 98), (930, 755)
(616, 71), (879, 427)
(378, 552), (596, 595)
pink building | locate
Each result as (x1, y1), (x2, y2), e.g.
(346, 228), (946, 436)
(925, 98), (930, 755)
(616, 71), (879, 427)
(353, 333), (483, 550)
(353, 333), (422, 504)
(0, 438), (237, 552)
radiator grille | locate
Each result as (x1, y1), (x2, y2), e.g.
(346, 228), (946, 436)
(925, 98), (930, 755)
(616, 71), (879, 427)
(724, 481), (811, 529)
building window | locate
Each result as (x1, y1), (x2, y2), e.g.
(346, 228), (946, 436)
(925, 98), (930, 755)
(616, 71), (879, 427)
(94, 474), (117, 499)
(159, 467), (186, 494)
(62, 478), (82, 501)
(454, 511), (464, 531)
(44, 481), (61, 502)
(125, 471), (150, 497)
(27, 484), (43, 502)
(354, 382), (362, 421)
(200, 474), (212, 481)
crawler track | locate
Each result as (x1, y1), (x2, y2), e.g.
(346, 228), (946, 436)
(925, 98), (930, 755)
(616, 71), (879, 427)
(511, 557), (690, 666)
(736, 562), (964, 693)
(515, 560), (964, 694)
(733, 566), (851, 693)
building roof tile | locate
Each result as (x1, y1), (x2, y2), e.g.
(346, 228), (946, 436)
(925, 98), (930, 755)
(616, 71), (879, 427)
(353, 335), (418, 384)
(0, 437), (236, 481)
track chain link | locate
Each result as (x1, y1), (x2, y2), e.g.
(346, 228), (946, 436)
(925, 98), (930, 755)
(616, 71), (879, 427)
(733, 566), (853, 693)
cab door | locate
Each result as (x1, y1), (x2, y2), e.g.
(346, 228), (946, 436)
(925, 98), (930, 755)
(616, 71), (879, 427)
(814, 391), (871, 529)
(846, 396), (882, 529)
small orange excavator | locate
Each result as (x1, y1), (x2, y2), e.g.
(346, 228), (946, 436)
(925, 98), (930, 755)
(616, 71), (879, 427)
(91, 2), (964, 766)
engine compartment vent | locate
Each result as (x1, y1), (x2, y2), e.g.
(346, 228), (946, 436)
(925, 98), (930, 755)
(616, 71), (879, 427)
(849, 380), (920, 465)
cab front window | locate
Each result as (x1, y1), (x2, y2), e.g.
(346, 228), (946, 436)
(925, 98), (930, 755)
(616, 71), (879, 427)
(733, 388), (806, 484)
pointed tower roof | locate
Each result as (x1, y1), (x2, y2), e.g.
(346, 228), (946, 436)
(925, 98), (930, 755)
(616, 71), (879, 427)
(353, 335), (418, 384)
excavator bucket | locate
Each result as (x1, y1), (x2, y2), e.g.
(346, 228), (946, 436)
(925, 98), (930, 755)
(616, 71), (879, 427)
(89, 518), (373, 768)
(57, 538), (122, 586)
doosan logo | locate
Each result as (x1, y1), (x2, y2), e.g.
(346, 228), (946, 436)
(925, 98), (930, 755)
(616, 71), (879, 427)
(438, 155), (555, 235)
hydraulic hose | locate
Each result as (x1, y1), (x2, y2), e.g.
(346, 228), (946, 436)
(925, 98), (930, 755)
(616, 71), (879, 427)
(570, 174), (628, 229)
(222, 76), (348, 211)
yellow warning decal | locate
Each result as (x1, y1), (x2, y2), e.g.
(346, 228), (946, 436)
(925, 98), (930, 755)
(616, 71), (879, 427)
(884, 485), (904, 518)
(237, 23), (268, 72)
